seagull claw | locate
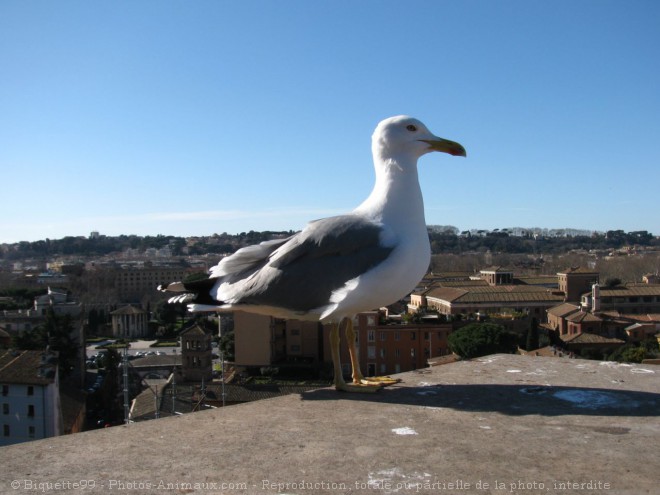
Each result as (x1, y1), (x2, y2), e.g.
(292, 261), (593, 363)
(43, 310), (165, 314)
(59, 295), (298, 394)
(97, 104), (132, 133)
(357, 376), (401, 387)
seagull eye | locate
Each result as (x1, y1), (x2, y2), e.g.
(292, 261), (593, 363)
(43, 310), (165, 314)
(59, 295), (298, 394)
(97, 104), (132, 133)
(406, 124), (417, 132)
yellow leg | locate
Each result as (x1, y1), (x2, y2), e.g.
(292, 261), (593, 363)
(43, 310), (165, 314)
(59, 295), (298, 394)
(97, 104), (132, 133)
(344, 318), (401, 388)
(345, 318), (401, 387)
(330, 320), (381, 393)
(344, 318), (365, 384)
(330, 323), (347, 390)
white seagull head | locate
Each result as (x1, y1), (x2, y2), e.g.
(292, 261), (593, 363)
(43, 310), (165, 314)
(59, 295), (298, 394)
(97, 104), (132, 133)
(371, 115), (466, 165)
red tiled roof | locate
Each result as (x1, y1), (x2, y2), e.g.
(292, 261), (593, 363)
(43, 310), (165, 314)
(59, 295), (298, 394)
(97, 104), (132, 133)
(563, 333), (624, 344)
(0, 350), (57, 385)
(547, 303), (581, 317)
(566, 311), (602, 323)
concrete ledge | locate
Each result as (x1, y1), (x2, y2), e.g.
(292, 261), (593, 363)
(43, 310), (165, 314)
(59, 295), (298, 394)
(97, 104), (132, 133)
(1, 355), (658, 494)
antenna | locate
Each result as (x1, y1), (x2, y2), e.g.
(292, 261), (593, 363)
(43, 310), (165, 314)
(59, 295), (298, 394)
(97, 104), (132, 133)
(219, 316), (226, 407)
(154, 384), (159, 419)
(123, 346), (130, 425)
(171, 370), (177, 415)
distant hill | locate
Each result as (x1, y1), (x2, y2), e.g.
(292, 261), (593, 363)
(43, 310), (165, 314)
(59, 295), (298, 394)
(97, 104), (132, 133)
(1, 228), (657, 261)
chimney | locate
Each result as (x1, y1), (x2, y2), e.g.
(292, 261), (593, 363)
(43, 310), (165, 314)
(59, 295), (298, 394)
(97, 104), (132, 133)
(592, 283), (601, 312)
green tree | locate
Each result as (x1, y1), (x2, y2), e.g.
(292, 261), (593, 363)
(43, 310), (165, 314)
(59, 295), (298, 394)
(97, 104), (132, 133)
(11, 308), (78, 376)
(219, 329), (235, 361)
(525, 318), (540, 351)
(448, 322), (518, 359)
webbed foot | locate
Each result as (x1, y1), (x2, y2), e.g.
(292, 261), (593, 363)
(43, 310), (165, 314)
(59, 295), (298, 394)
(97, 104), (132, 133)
(356, 376), (401, 387)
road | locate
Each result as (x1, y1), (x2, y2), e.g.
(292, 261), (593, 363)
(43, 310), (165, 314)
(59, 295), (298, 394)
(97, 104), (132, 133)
(86, 340), (181, 359)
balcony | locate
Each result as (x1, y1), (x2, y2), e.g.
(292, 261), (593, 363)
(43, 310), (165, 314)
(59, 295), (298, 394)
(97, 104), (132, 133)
(1, 354), (657, 493)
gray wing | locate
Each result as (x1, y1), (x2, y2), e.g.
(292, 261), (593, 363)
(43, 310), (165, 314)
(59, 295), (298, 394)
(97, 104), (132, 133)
(209, 237), (292, 279)
(221, 214), (395, 313)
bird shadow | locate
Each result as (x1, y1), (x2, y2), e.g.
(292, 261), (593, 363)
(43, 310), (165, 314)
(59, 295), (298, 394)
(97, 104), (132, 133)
(300, 381), (659, 418)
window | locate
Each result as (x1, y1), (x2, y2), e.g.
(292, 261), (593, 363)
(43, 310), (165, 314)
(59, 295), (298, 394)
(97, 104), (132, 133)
(290, 345), (301, 352)
(2, 404), (8, 415)
(395, 349), (401, 358)
(380, 364), (386, 374)
(394, 331), (400, 341)
(379, 331), (386, 341)
(379, 348), (385, 359)
(28, 426), (35, 438)
(367, 316), (376, 326)
(368, 346), (376, 359)
(410, 332), (416, 341)
(424, 332), (429, 341)
(395, 364), (401, 373)
(3, 425), (9, 437)
(411, 348), (416, 357)
(290, 329), (300, 336)
(28, 405), (35, 417)
(367, 330), (375, 342)
(27, 386), (34, 396)
(2, 385), (7, 397)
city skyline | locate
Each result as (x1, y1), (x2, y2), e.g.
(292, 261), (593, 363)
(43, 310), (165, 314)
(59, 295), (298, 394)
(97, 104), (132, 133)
(2, 1), (659, 243)
(1, 224), (657, 247)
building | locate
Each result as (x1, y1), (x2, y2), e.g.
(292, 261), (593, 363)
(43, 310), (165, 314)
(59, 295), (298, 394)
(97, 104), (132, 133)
(624, 323), (659, 343)
(0, 350), (62, 446)
(582, 284), (660, 314)
(110, 305), (149, 339)
(180, 324), (212, 383)
(114, 264), (197, 302)
(480, 266), (514, 285)
(128, 355), (182, 381)
(33, 288), (82, 317)
(557, 267), (599, 302)
(234, 310), (452, 378)
(234, 312), (285, 367)
(546, 274), (660, 356)
(0, 290), (86, 386)
(419, 285), (563, 321)
(410, 269), (563, 321)
(322, 311), (453, 377)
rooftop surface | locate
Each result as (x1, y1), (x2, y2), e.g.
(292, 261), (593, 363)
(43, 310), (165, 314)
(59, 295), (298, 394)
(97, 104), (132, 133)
(1, 354), (658, 495)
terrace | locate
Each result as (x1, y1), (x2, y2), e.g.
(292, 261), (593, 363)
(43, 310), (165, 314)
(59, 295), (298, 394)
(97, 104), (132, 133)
(1, 354), (658, 494)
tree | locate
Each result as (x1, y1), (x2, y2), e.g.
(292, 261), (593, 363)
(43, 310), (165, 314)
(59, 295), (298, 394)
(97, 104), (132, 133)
(448, 322), (518, 359)
(525, 318), (540, 351)
(11, 308), (78, 377)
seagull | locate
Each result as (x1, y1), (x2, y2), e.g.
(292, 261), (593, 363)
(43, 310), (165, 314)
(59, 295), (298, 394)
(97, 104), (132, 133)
(160, 115), (466, 391)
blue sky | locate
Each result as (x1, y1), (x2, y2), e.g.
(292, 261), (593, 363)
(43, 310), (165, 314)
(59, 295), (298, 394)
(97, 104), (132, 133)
(1, 1), (659, 243)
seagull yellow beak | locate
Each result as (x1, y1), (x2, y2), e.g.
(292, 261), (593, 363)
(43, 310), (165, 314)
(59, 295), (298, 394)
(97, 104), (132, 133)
(420, 137), (467, 157)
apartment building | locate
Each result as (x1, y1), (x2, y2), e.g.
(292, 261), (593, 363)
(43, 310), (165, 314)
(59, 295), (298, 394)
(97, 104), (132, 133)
(233, 311), (452, 378)
(557, 267), (599, 302)
(322, 311), (453, 377)
(0, 350), (62, 446)
(114, 264), (198, 302)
